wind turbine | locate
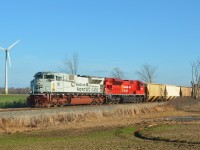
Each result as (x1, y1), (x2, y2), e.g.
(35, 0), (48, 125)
(0, 40), (20, 95)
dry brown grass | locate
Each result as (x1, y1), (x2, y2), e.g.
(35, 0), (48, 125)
(167, 97), (200, 111)
(0, 103), (173, 134)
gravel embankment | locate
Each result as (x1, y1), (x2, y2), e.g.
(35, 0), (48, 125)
(0, 102), (166, 119)
(0, 102), (171, 134)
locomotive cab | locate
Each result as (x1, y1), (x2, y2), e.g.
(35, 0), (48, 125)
(30, 72), (55, 94)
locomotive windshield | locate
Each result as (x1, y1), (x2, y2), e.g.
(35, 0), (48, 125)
(44, 75), (54, 79)
(35, 74), (43, 79)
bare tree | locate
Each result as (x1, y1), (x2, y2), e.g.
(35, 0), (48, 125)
(63, 52), (79, 75)
(110, 67), (125, 79)
(191, 59), (200, 99)
(136, 64), (157, 83)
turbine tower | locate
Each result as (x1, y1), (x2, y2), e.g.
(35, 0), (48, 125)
(0, 40), (20, 95)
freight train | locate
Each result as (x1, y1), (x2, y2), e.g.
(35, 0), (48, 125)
(27, 72), (192, 107)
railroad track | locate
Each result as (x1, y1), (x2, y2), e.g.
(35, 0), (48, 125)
(0, 107), (48, 112)
(0, 102), (166, 112)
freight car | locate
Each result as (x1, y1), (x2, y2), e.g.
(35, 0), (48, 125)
(145, 83), (166, 102)
(27, 72), (145, 107)
(146, 83), (192, 102)
(180, 86), (192, 97)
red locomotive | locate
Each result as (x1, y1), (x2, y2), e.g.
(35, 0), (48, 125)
(105, 78), (145, 103)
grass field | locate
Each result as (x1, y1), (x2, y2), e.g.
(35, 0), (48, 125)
(0, 94), (28, 108)
(0, 126), (163, 150)
(1, 124), (200, 150)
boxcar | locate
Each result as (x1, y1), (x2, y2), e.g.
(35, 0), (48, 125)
(180, 87), (192, 97)
(146, 83), (166, 102)
(166, 85), (180, 100)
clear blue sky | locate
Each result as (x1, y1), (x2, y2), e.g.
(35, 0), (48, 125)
(0, 0), (199, 88)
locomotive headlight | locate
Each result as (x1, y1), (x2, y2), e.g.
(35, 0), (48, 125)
(37, 81), (41, 85)
(36, 85), (43, 89)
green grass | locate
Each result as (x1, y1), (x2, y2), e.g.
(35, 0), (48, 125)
(0, 94), (28, 102)
(0, 94), (28, 108)
(0, 127), (138, 150)
(0, 125), (198, 149)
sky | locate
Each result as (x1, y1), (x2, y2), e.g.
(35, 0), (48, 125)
(0, 0), (200, 88)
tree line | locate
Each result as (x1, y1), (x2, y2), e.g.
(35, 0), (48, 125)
(0, 87), (30, 94)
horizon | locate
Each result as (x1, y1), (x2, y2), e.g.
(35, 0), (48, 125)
(0, 0), (200, 88)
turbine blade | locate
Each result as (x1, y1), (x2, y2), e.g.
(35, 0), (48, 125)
(7, 40), (20, 50)
(0, 46), (5, 51)
(7, 52), (11, 68)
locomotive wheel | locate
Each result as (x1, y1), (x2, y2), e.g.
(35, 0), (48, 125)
(60, 103), (64, 107)
(46, 103), (51, 108)
(91, 100), (96, 105)
(35, 100), (39, 108)
(138, 97), (142, 103)
(97, 99), (103, 105)
(136, 97), (140, 103)
(113, 100), (117, 104)
(99, 100), (103, 105)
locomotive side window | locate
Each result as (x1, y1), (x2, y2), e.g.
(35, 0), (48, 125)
(137, 82), (141, 90)
(89, 80), (102, 84)
(114, 81), (122, 85)
(56, 76), (62, 81)
(107, 85), (112, 89)
(69, 75), (74, 80)
(44, 75), (54, 79)
(35, 75), (43, 79)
